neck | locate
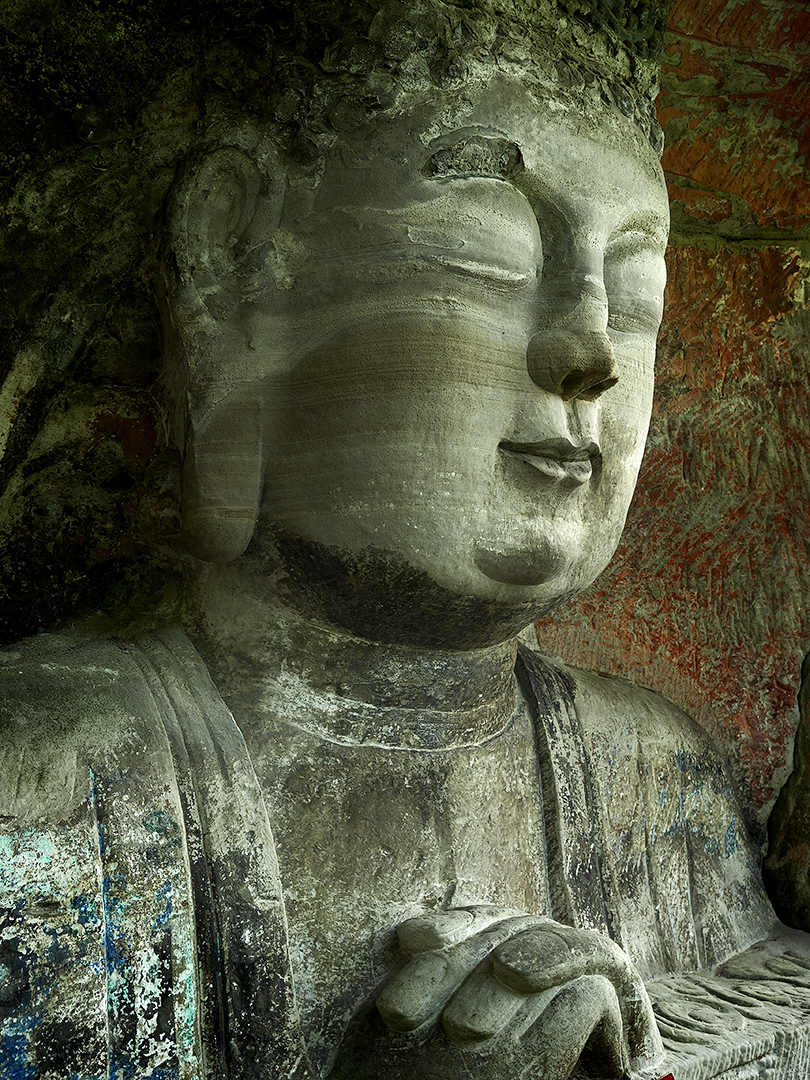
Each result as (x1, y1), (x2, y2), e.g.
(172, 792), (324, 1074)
(187, 557), (520, 750)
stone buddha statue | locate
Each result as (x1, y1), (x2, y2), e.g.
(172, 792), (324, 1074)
(3, 2), (810, 1079)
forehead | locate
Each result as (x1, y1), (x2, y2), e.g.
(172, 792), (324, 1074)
(311, 72), (669, 242)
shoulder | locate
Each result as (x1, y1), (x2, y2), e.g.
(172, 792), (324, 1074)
(1, 631), (147, 713)
(517, 641), (716, 759)
(569, 663), (712, 751)
(0, 628), (202, 822)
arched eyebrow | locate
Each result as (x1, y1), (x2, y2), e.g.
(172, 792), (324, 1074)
(422, 135), (524, 183)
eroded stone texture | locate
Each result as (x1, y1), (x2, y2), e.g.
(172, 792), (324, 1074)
(5, 626), (809, 1080)
(3, 1), (810, 1078)
(765, 654), (810, 929)
(662, 4), (810, 237)
(6, 624), (810, 1079)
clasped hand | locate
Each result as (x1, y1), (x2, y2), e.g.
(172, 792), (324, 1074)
(368, 905), (662, 1080)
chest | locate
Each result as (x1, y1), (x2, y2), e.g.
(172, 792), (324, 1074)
(248, 706), (551, 1067)
(274, 726), (547, 908)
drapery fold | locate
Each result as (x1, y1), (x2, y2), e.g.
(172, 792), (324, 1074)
(0, 628), (800, 1080)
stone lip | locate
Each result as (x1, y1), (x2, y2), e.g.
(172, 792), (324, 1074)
(500, 438), (600, 484)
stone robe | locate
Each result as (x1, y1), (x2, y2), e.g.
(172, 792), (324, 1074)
(1, 627), (809, 1079)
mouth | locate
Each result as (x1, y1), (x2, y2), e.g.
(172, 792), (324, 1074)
(498, 437), (600, 484)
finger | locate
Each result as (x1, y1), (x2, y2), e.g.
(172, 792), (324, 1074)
(377, 915), (543, 1032)
(516, 974), (630, 1080)
(397, 905), (526, 957)
(441, 964), (525, 1044)
(493, 926), (662, 1067)
(493, 925), (622, 993)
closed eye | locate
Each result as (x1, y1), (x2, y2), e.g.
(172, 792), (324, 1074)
(432, 254), (536, 289)
(605, 230), (667, 337)
(607, 294), (664, 335)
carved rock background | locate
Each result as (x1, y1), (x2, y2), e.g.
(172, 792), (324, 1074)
(536, 0), (810, 847)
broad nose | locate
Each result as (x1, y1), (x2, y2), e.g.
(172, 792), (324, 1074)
(527, 283), (619, 402)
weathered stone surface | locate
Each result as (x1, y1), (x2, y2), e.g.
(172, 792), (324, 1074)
(3, 1), (810, 1078)
(0, 629), (310, 1078)
(6, 626), (807, 1079)
(765, 654), (810, 930)
(646, 926), (810, 1079)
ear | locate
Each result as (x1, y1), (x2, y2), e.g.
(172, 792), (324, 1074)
(179, 143), (284, 319)
(166, 132), (286, 563)
(179, 380), (269, 564)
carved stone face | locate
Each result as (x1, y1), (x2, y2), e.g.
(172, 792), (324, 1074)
(240, 74), (669, 641)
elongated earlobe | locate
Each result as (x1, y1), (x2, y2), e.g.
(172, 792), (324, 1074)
(180, 384), (266, 562)
(164, 127), (286, 562)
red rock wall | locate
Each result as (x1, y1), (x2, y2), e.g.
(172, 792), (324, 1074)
(535, 0), (810, 840)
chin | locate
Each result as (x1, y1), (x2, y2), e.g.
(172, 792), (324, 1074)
(472, 536), (567, 587)
(471, 523), (619, 597)
(465, 567), (594, 624)
(271, 531), (552, 649)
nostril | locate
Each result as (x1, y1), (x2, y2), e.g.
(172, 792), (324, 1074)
(527, 330), (619, 402)
(560, 372), (619, 402)
(559, 372), (585, 401)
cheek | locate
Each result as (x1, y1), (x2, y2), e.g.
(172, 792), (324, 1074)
(590, 358), (654, 528)
(603, 340), (656, 464)
(267, 322), (528, 486)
